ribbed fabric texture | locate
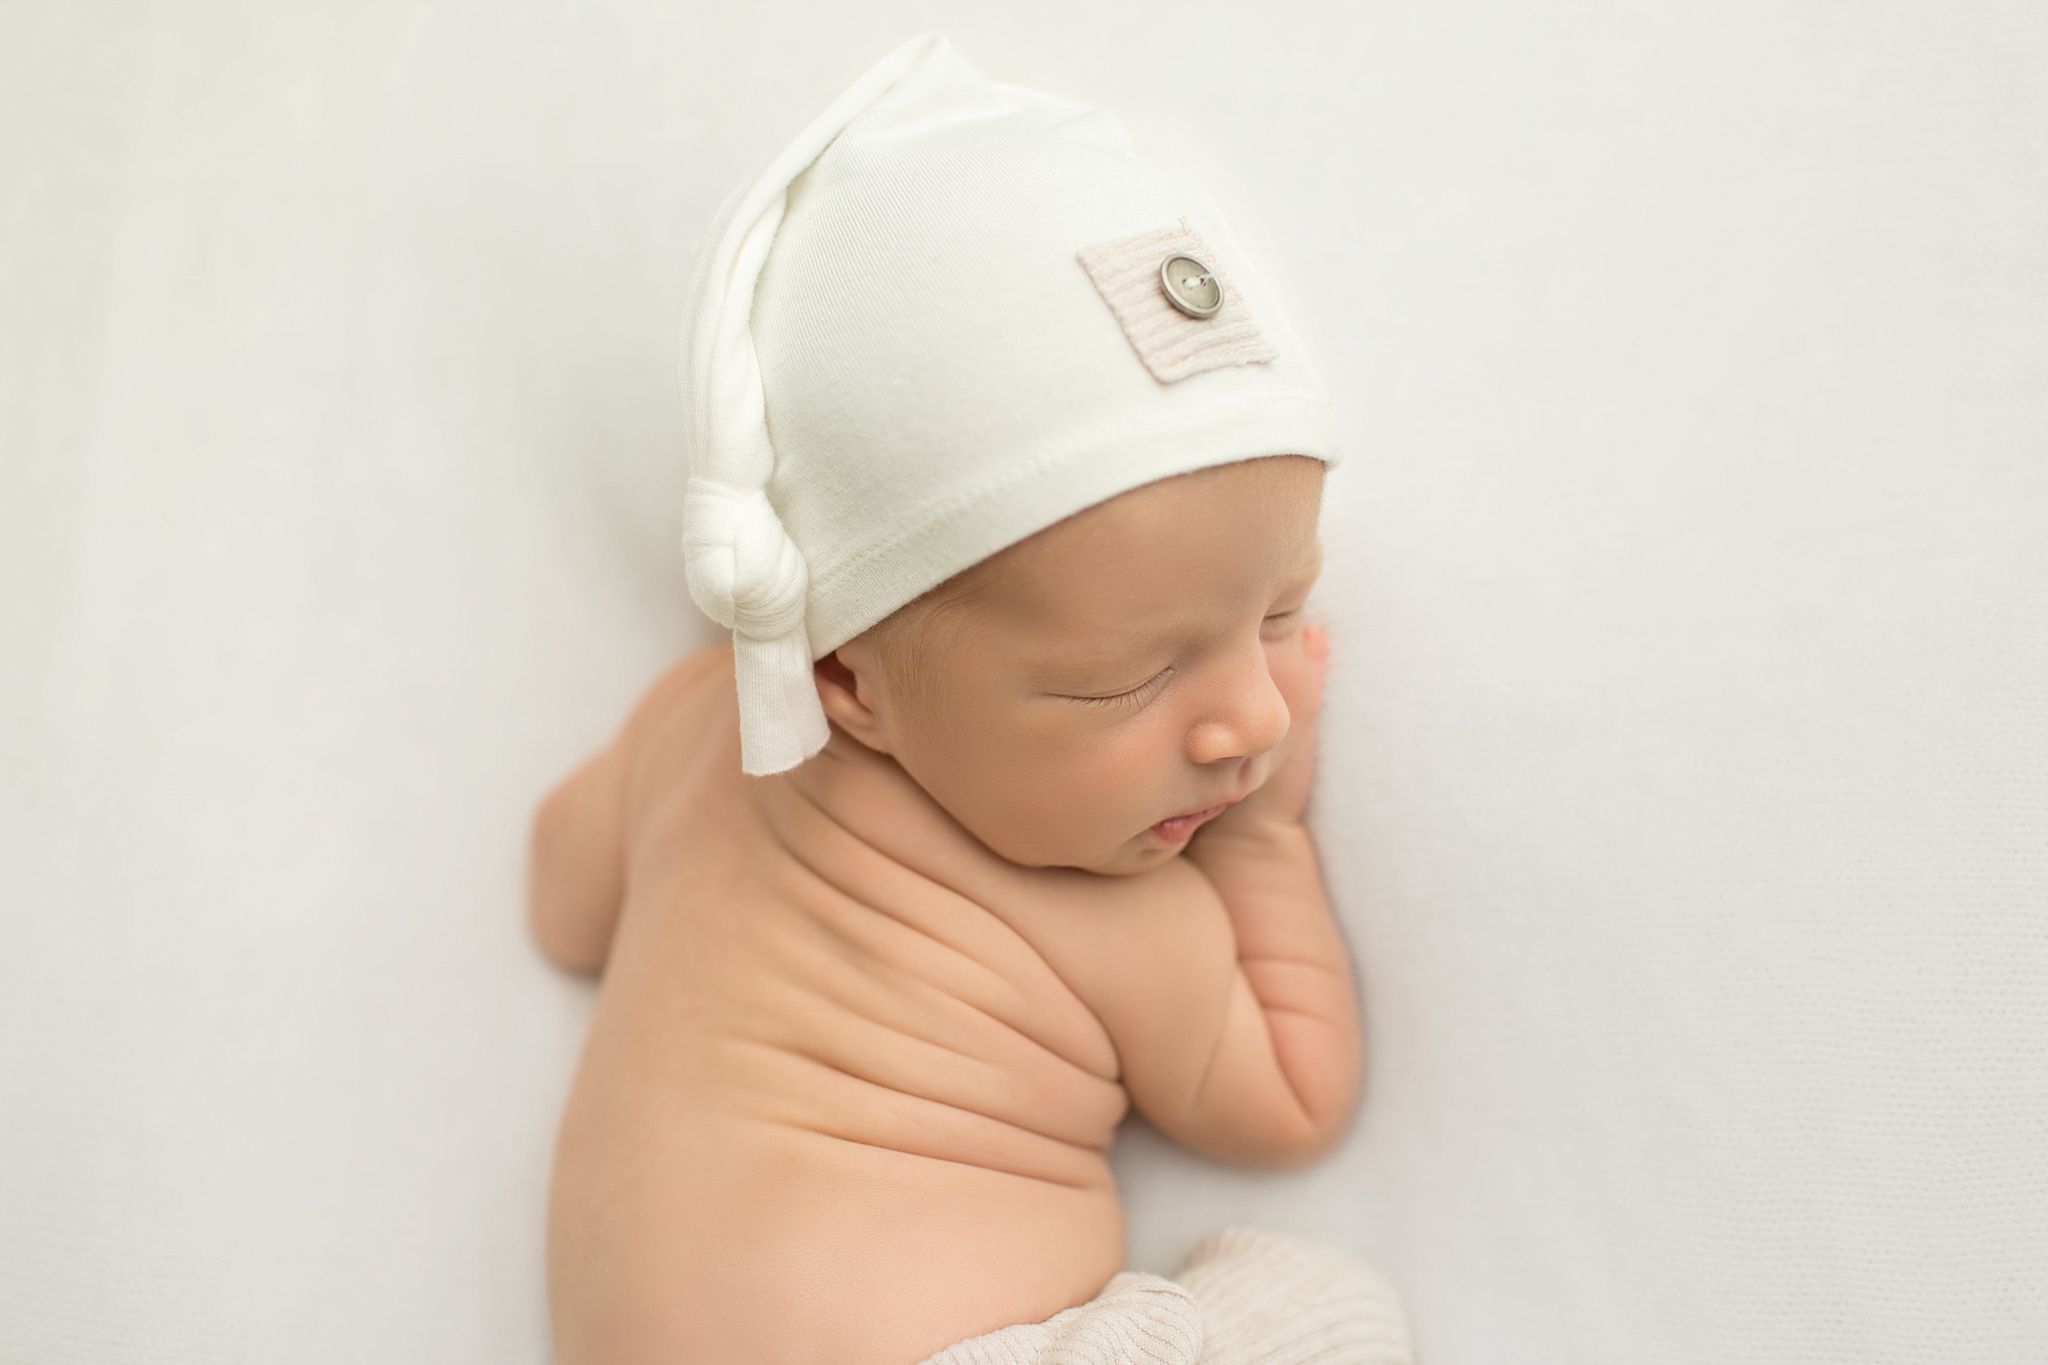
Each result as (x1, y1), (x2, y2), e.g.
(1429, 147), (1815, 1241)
(1076, 222), (1277, 384)
(922, 1276), (1203, 1365)
(1176, 1229), (1411, 1365)
(919, 1229), (1411, 1365)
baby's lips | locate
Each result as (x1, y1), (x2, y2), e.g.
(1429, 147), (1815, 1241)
(1150, 809), (1216, 844)
(1149, 785), (1257, 843)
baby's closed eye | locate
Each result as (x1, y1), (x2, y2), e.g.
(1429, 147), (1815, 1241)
(1063, 669), (1173, 709)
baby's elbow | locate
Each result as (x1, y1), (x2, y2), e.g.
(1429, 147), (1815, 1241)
(527, 891), (607, 977)
(1286, 1114), (1356, 1168)
(1179, 1089), (1358, 1170)
(1244, 1105), (1356, 1171)
(527, 777), (622, 976)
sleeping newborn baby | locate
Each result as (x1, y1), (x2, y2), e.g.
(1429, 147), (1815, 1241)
(531, 37), (1407, 1365)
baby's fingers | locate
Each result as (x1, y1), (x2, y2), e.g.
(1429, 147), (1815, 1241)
(1298, 623), (1331, 724)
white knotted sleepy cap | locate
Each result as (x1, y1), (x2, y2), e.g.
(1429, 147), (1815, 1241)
(682, 35), (1339, 774)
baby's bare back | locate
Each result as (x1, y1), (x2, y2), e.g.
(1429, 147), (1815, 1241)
(546, 656), (1140, 1365)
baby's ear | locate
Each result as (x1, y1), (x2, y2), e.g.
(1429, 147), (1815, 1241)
(814, 645), (894, 755)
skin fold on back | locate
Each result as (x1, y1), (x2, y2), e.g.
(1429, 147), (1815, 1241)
(546, 662), (1132, 1365)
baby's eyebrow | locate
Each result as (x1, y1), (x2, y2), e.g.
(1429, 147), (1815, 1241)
(1040, 646), (1165, 681)
(1027, 630), (1175, 682)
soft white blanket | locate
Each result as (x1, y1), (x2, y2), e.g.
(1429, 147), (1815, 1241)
(923, 1229), (1410, 1365)
(7, 6), (2045, 1363)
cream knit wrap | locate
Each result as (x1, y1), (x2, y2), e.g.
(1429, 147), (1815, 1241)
(681, 35), (1339, 774)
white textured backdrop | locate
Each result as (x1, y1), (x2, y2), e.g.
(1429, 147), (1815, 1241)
(3, 3), (2043, 1362)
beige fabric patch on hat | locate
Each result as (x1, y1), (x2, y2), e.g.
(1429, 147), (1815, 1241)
(1077, 221), (1278, 384)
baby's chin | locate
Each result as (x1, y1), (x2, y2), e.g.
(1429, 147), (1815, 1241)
(948, 795), (1216, 876)
(1067, 834), (1189, 878)
(1033, 804), (1244, 876)
(976, 825), (1177, 877)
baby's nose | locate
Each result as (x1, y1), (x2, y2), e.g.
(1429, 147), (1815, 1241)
(1186, 656), (1290, 766)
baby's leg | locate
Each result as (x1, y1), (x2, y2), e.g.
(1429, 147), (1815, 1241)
(528, 745), (626, 975)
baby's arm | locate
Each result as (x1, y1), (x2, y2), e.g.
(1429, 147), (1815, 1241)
(1174, 696), (1360, 1166)
(1057, 626), (1360, 1167)
(529, 744), (627, 975)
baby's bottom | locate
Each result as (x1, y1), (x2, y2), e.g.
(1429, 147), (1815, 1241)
(919, 1228), (1410, 1365)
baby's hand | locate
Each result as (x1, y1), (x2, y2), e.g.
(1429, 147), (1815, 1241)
(1169, 621), (1359, 1167)
(1208, 623), (1328, 838)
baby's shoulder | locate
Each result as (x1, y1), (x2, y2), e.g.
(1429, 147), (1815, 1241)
(788, 736), (1222, 938)
(775, 738), (1233, 1052)
(1011, 852), (1226, 958)
(622, 644), (732, 736)
(615, 645), (744, 821)
(621, 644), (736, 746)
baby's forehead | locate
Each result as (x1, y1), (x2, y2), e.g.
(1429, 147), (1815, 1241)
(934, 460), (1326, 625)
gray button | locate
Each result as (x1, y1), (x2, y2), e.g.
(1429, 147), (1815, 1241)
(1159, 254), (1223, 319)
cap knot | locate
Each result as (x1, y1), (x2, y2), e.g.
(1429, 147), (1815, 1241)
(682, 478), (809, 641)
